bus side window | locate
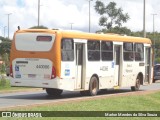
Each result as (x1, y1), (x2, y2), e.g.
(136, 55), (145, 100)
(123, 42), (134, 61)
(87, 40), (100, 61)
(61, 38), (74, 61)
(135, 43), (144, 61)
(101, 41), (113, 61)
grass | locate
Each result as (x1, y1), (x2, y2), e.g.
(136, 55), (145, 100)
(8, 91), (160, 111)
(2, 91), (160, 120)
(0, 77), (12, 90)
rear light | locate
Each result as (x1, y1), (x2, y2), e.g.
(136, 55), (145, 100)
(36, 36), (52, 42)
(10, 65), (13, 77)
(51, 66), (56, 79)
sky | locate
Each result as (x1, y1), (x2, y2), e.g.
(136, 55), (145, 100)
(0, 0), (160, 39)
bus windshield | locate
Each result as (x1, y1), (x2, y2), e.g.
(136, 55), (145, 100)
(15, 33), (55, 52)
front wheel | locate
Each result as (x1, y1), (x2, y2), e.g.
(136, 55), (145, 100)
(131, 76), (140, 91)
(46, 88), (63, 96)
(88, 76), (99, 96)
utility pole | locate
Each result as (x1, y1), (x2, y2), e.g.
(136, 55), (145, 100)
(6, 13), (12, 38)
(38, 0), (40, 26)
(69, 23), (74, 30)
(4, 26), (7, 38)
(152, 13), (157, 62)
(143, 0), (146, 37)
(88, 0), (93, 33)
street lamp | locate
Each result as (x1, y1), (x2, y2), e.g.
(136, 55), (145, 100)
(143, 0), (146, 37)
(6, 13), (12, 38)
(4, 26), (7, 38)
(38, 0), (40, 26)
(88, 0), (93, 33)
(151, 13), (157, 62)
(69, 23), (74, 30)
(0, 26), (2, 36)
(37, 0), (44, 27)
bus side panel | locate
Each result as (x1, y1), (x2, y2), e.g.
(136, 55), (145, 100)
(98, 62), (115, 89)
(85, 61), (115, 90)
(122, 62), (144, 87)
(60, 61), (76, 90)
(122, 62), (134, 87)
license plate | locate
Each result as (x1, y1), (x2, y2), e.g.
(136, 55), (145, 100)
(28, 74), (36, 78)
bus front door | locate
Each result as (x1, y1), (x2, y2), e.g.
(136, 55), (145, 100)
(75, 44), (83, 89)
(114, 45), (121, 86)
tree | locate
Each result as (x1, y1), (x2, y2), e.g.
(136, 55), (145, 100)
(0, 37), (11, 56)
(0, 36), (11, 70)
(95, 1), (130, 31)
(98, 26), (131, 35)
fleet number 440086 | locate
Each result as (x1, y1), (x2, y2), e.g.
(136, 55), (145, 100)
(36, 65), (49, 69)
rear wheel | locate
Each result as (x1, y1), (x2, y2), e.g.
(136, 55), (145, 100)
(80, 91), (88, 96)
(131, 76), (140, 91)
(153, 79), (156, 83)
(46, 88), (63, 96)
(88, 76), (99, 96)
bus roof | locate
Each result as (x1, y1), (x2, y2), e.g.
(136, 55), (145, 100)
(15, 29), (152, 44)
(60, 30), (152, 44)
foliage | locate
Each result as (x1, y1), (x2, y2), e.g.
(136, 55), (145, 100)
(29, 25), (48, 29)
(0, 75), (7, 87)
(0, 37), (11, 55)
(0, 36), (11, 69)
(130, 31), (160, 63)
(95, 1), (130, 30)
(0, 64), (5, 73)
(97, 26), (132, 35)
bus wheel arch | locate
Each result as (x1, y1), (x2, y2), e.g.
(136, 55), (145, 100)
(138, 73), (143, 85)
(88, 74), (99, 96)
(131, 73), (143, 91)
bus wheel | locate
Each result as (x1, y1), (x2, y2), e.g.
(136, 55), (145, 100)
(131, 76), (140, 91)
(46, 88), (63, 96)
(89, 76), (99, 96)
(80, 91), (88, 96)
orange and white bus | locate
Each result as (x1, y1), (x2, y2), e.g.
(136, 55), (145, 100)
(10, 29), (153, 96)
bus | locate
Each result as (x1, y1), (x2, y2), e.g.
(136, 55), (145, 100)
(10, 29), (153, 96)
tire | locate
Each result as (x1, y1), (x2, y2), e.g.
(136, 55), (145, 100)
(100, 89), (108, 94)
(80, 91), (88, 96)
(88, 76), (99, 96)
(153, 79), (156, 83)
(46, 88), (63, 96)
(131, 76), (140, 91)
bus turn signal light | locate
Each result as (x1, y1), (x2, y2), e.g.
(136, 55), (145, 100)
(10, 65), (13, 77)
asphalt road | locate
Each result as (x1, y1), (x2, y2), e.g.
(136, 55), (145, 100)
(0, 82), (160, 110)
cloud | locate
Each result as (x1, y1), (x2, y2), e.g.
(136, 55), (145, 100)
(0, 0), (160, 38)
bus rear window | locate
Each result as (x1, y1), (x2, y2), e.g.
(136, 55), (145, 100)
(15, 33), (55, 51)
